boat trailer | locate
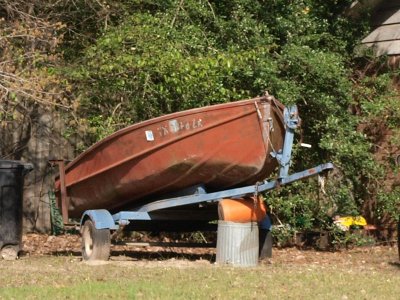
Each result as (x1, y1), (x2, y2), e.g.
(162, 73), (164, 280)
(52, 105), (334, 261)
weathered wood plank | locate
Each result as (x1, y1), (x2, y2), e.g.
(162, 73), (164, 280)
(364, 40), (400, 55)
(373, 7), (400, 25)
(362, 23), (400, 43)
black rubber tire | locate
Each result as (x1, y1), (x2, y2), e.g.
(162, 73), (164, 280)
(81, 219), (110, 261)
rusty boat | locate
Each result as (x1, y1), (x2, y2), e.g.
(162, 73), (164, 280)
(54, 95), (287, 219)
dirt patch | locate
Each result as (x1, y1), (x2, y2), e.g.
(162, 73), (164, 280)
(22, 233), (216, 263)
(22, 233), (81, 257)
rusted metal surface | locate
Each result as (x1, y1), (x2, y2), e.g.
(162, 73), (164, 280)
(50, 160), (69, 223)
(54, 96), (285, 218)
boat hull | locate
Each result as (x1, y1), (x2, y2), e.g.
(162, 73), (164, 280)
(55, 96), (285, 218)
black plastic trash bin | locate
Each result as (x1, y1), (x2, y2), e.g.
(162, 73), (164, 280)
(0, 160), (33, 260)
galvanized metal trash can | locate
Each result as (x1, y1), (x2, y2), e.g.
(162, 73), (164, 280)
(0, 160), (33, 260)
(216, 221), (259, 267)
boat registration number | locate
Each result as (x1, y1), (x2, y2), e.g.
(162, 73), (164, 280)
(145, 118), (203, 141)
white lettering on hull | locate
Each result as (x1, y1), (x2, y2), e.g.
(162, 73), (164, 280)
(145, 118), (204, 140)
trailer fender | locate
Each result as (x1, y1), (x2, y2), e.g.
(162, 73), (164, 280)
(80, 210), (119, 230)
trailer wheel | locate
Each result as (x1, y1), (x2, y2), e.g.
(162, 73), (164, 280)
(81, 219), (110, 261)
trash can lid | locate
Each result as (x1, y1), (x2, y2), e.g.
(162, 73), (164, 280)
(0, 160), (33, 170)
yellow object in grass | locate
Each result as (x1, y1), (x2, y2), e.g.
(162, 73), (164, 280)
(334, 216), (367, 231)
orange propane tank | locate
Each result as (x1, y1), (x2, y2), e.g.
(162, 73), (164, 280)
(218, 196), (266, 223)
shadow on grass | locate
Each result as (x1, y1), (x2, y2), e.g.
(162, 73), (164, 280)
(40, 248), (215, 262)
(110, 249), (215, 262)
(49, 250), (82, 257)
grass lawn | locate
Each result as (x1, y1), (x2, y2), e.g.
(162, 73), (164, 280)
(0, 244), (399, 299)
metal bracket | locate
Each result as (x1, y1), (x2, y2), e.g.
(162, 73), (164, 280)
(271, 105), (300, 179)
(112, 211), (151, 225)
